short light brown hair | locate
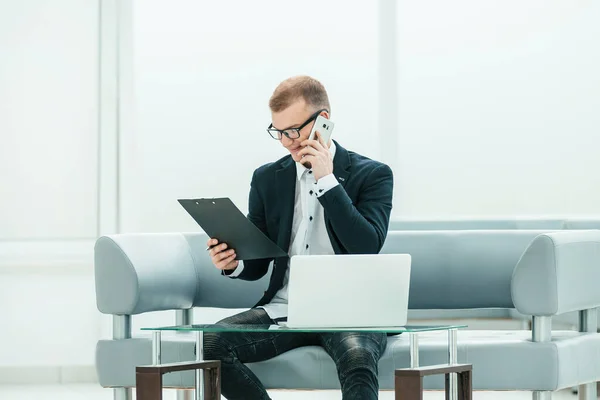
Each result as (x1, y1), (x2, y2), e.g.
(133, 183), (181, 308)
(269, 76), (331, 114)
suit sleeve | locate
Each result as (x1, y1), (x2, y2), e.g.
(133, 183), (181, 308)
(317, 163), (393, 254)
(225, 169), (274, 281)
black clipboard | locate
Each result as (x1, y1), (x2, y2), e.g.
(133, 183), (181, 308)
(178, 198), (288, 261)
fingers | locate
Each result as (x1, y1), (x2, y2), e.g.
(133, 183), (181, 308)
(297, 145), (319, 158)
(217, 253), (238, 270)
(301, 132), (326, 151)
(214, 248), (235, 263)
(207, 238), (238, 271)
(209, 242), (228, 257)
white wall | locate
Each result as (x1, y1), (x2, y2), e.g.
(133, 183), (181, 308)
(0, 0), (100, 375)
(120, 0), (379, 233)
(395, 0), (600, 217)
(0, 271), (99, 367)
(124, 0), (600, 229)
(0, 0), (99, 239)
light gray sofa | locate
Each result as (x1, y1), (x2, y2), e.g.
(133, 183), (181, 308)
(94, 227), (600, 399)
(95, 229), (600, 399)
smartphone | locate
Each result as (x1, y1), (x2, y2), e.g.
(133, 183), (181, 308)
(308, 115), (335, 144)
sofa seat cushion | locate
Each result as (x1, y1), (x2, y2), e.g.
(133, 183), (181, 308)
(96, 330), (600, 391)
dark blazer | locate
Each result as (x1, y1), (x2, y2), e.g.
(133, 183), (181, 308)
(231, 140), (394, 307)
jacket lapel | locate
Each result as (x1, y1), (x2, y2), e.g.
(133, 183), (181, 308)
(275, 157), (296, 253)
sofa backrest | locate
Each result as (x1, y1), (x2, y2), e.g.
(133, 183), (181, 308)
(388, 218), (566, 231)
(187, 229), (548, 310)
(94, 229), (557, 314)
(388, 218), (600, 231)
(381, 230), (549, 309)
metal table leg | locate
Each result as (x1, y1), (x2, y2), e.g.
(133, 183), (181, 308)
(409, 333), (419, 368)
(196, 331), (204, 400)
(448, 329), (458, 400)
(152, 331), (161, 365)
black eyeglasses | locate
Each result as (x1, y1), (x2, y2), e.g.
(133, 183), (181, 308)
(266, 109), (328, 140)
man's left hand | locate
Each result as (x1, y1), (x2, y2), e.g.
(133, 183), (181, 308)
(298, 132), (333, 181)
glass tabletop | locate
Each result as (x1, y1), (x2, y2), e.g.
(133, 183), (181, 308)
(141, 324), (467, 334)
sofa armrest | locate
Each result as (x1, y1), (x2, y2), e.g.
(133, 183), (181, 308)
(511, 230), (600, 316)
(94, 233), (199, 315)
(94, 232), (270, 315)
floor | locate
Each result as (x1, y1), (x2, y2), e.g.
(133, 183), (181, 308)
(0, 384), (579, 400)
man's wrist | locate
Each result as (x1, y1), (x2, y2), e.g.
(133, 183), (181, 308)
(223, 261), (244, 278)
(315, 173), (339, 197)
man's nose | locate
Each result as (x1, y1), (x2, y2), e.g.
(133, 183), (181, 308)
(281, 135), (293, 147)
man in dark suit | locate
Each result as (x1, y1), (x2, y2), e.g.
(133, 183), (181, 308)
(205, 76), (394, 400)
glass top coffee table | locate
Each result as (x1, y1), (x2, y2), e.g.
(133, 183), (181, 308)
(137, 324), (469, 400)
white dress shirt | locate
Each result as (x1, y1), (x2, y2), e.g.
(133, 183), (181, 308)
(228, 142), (339, 319)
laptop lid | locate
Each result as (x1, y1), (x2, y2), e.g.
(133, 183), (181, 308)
(286, 254), (412, 328)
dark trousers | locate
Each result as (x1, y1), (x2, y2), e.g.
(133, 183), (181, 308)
(203, 308), (387, 400)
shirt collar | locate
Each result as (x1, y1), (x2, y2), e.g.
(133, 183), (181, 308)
(295, 140), (337, 180)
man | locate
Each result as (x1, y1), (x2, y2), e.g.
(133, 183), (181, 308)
(205, 76), (394, 400)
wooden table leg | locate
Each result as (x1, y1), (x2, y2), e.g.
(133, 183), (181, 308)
(396, 364), (472, 400)
(136, 370), (162, 400)
(444, 369), (472, 400)
(136, 360), (220, 400)
(203, 365), (221, 400)
(395, 374), (424, 400)
(458, 369), (472, 400)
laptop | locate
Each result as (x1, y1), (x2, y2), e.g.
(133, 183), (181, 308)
(283, 254), (412, 329)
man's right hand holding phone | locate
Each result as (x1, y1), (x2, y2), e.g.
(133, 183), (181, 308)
(207, 238), (239, 273)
